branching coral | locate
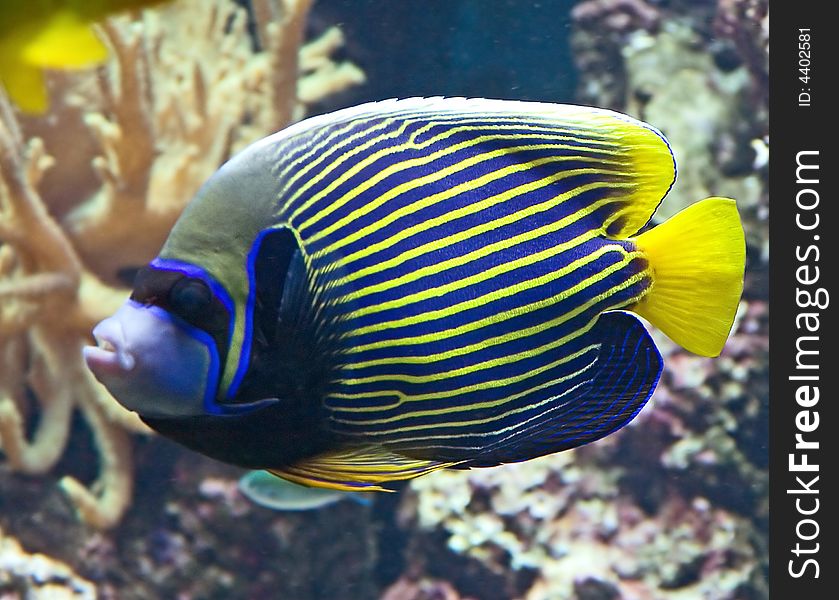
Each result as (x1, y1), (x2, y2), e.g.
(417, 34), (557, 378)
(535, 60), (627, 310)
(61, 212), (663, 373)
(0, 104), (132, 531)
(0, 0), (363, 529)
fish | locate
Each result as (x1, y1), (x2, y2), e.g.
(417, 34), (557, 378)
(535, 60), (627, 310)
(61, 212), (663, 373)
(83, 98), (746, 492)
(0, 0), (169, 113)
(238, 470), (369, 511)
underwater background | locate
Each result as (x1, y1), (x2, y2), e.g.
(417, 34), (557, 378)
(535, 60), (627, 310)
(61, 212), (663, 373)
(0, 0), (768, 598)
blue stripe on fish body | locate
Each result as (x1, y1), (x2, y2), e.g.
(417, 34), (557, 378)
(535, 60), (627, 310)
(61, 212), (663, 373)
(333, 241), (644, 368)
(323, 173), (621, 297)
(386, 313), (661, 464)
(329, 211), (633, 322)
(257, 105), (663, 447)
(328, 342), (603, 428)
(283, 117), (627, 247)
(303, 155), (625, 264)
(268, 119), (658, 467)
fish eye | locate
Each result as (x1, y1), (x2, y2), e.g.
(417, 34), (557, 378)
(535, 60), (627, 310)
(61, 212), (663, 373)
(169, 278), (212, 320)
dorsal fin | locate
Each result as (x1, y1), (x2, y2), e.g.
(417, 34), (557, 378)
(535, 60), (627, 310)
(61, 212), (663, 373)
(255, 97), (676, 238)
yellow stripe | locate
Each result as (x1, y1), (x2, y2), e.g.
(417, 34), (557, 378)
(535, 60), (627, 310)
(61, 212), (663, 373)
(330, 168), (596, 286)
(332, 256), (645, 406)
(339, 372), (593, 439)
(368, 372), (593, 446)
(336, 187), (628, 308)
(273, 116), (399, 208)
(267, 470), (389, 492)
(344, 244), (630, 349)
(338, 192), (632, 320)
(304, 137), (624, 249)
(273, 110), (629, 226)
(292, 118), (624, 225)
(277, 111), (574, 206)
(399, 116), (623, 151)
(331, 161), (628, 284)
(287, 120), (474, 224)
(271, 446), (457, 489)
(332, 342), (598, 418)
(286, 118), (419, 222)
(334, 266), (648, 375)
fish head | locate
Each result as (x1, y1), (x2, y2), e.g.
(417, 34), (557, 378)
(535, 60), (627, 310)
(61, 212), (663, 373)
(84, 292), (222, 419)
(83, 243), (241, 419)
(84, 141), (290, 420)
(83, 258), (311, 469)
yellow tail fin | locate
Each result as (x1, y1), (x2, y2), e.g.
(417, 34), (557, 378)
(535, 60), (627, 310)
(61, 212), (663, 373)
(631, 197), (745, 357)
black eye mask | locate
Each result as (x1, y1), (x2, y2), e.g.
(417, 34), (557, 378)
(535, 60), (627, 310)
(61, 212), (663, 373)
(230, 227), (311, 404)
(130, 267), (232, 367)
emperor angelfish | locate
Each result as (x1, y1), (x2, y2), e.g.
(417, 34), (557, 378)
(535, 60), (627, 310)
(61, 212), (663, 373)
(84, 98), (746, 491)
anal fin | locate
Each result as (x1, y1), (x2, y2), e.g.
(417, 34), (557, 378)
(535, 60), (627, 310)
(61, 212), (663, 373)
(270, 445), (460, 491)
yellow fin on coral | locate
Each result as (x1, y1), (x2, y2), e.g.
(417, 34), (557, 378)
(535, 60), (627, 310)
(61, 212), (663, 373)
(0, 9), (109, 113)
(0, 59), (48, 113)
(21, 10), (109, 69)
(631, 197), (745, 357)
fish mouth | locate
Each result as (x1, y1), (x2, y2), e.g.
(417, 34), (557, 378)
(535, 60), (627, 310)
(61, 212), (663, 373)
(83, 318), (136, 375)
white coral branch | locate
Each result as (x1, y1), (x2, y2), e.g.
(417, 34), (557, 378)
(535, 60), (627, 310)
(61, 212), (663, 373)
(0, 335), (75, 474)
(1, 92), (142, 526)
(59, 387), (134, 530)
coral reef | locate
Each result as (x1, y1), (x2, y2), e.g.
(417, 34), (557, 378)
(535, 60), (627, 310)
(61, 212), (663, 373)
(0, 445), (379, 599)
(0, 0), (363, 529)
(572, 0), (768, 220)
(569, 0), (661, 109)
(381, 576), (471, 600)
(571, 0), (660, 34)
(620, 21), (763, 222)
(0, 525), (96, 599)
(713, 0), (769, 101)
